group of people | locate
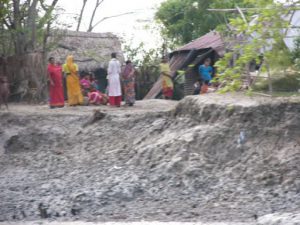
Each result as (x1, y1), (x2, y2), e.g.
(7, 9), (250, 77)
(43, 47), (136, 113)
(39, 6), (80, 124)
(160, 57), (214, 99)
(47, 53), (136, 109)
(80, 72), (108, 105)
(47, 53), (213, 109)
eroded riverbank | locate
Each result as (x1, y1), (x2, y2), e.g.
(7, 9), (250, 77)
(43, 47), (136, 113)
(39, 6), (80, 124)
(0, 94), (300, 224)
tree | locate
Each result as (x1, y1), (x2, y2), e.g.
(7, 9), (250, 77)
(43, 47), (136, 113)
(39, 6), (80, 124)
(77, 0), (88, 31)
(214, 0), (297, 94)
(87, 0), (104, 32)
(155, 0), (254, 45)
(1, 0), (59, 55)
(0, 0), (61, 102)
(155, 0), (216, 45)
(86, 0), (135, 32)
(123, 41), (162, 99)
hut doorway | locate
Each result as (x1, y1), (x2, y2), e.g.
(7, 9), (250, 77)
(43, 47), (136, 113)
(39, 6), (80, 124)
(184, 49), (219, 96)
(93, 68), (108, 93)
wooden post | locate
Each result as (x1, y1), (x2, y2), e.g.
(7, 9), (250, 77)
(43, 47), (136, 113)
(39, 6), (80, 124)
(244, 63), (251, 88)
(266, 62), (273, 96)
(249, 60), (264, 88)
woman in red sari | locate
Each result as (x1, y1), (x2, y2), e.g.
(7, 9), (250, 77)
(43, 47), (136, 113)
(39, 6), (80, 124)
(47, 57), (64, 108)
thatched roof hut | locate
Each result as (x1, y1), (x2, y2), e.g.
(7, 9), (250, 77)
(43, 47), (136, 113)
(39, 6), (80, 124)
(48, 30), (124, 72)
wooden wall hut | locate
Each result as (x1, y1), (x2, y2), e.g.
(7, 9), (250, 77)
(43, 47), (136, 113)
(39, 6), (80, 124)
(144, 31), (225, 99)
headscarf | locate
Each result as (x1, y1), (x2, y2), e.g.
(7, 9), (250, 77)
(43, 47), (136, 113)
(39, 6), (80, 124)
(66, 55), (77, 74)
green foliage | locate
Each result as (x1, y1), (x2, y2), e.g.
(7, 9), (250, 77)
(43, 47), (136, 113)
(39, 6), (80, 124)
(124, 42), (161, 71)
(123, 41), (164, 99)
(268, 41), (293, 69)
(155, 0), (254, 45)
(290, 37), (300, 70)
(215, 0), (293, 92)
(0, 0), (63, 56)
(155, 0), (219, 44)
(253, 72), (300, 92)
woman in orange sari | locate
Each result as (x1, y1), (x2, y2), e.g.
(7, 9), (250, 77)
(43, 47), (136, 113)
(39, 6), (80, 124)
(63, 55), (83, 106)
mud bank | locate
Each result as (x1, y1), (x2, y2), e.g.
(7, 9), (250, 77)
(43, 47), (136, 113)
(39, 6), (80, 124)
(0, 94), (300, 224)
(0, 222), (254, 225)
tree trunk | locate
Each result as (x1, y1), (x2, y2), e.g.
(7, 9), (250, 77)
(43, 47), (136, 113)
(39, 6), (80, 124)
(12, 0), (25, 55)
(26, 0), (39, 52)
(77, 0), (88, 31)
(88, 0), (104, 32)
(41, 0), (59, 54)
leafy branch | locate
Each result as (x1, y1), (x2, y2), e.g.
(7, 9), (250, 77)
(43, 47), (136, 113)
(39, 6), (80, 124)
(215, 0), (294, 94)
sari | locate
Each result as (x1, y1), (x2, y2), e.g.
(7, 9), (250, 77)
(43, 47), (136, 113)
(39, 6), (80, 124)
(80, 78), (91, 96)
(47, 64), (64, 107)
(80, 78), (91, 90)
(122, 64), (135, 105)
(88, 90), (108, 105)
(160, 63), (174, 99)
(63, 56), (83, 106)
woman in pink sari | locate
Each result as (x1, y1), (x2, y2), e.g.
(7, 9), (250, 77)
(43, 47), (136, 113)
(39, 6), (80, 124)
(88, 89), (108, 105)
(47, 57), (64, 108)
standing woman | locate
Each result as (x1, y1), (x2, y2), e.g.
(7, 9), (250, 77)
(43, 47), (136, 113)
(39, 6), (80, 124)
(160, 57), (174, 99)
(107, 52), (122, 107)
(47, 57), (64, 108)
(122, 60), (136, 106)
(63, 55), (83, 106)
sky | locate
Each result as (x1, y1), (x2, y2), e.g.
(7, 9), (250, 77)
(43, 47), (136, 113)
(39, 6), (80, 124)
(56, 0), (166, 49)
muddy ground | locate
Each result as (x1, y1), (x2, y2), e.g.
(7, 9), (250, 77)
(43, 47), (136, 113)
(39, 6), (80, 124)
(0, 94), (300, 225)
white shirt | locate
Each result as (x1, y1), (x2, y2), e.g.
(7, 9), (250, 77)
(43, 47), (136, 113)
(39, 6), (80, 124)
(107, 58), (121, 96)
(108, 58), (121, 76)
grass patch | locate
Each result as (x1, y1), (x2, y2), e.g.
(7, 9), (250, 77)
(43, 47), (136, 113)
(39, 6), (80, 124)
(253, 72), (300, 93)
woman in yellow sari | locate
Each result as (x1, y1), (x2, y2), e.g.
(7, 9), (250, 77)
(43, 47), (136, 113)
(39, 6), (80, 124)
(160, 57), (174, 99)
(63, 55), (83, 106)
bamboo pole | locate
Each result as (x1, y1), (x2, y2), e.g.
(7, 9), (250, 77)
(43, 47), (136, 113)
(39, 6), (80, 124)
(266, 62), (273, 96)
(207, 6), (300, 12)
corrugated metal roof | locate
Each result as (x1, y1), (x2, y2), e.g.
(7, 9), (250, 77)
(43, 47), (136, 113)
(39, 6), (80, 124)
(174, 31), (225, 56)
(144, 31), (225, 100)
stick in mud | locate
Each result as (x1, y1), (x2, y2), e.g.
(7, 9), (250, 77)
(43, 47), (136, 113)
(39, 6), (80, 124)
(82, 109), (106, 128)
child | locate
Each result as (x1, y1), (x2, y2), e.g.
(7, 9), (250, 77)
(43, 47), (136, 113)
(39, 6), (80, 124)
(80, 73), (91, 96)
(199, 58), (213, 94)
(88, 72), (100, 91)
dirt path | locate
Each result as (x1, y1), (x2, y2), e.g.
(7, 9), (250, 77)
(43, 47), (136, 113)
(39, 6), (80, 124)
(3, 99), (177, 116)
